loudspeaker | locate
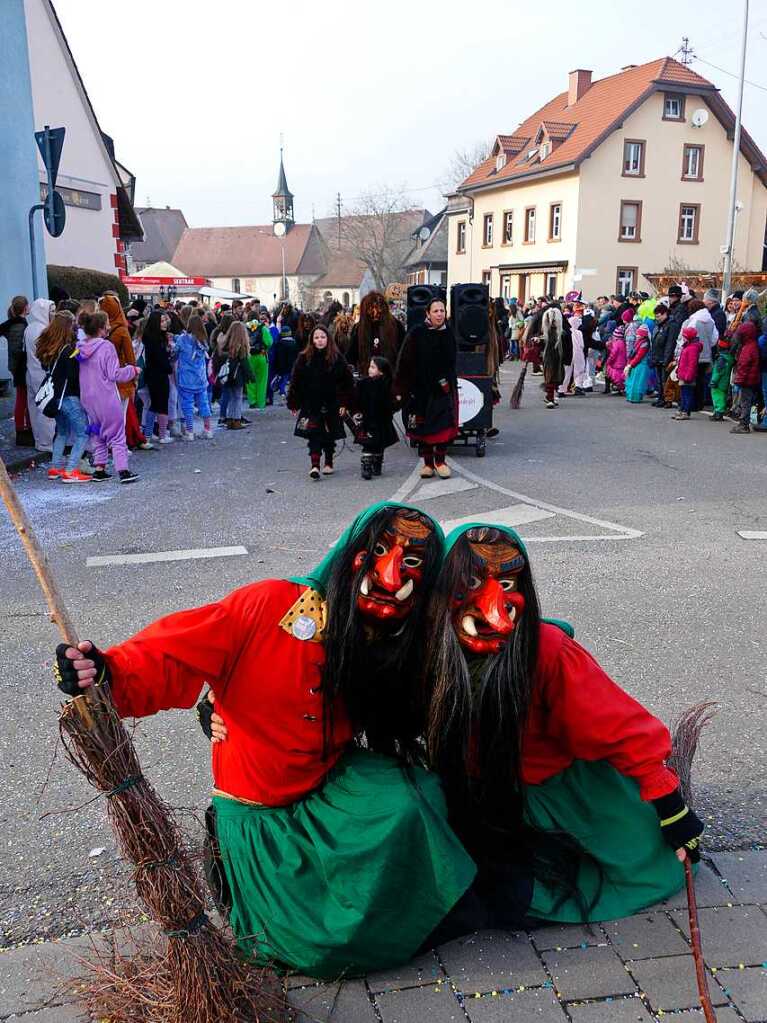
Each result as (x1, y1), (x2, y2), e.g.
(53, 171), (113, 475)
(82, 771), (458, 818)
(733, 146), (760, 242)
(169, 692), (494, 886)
(407, 284), (446, 331)
(451, 283), (489, 349)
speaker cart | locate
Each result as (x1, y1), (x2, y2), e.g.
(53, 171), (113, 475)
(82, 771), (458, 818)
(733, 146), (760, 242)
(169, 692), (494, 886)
(453, 351), (492, 456)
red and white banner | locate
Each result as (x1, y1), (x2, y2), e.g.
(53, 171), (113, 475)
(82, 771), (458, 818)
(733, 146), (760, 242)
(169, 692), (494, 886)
(121, 276), (208, 287)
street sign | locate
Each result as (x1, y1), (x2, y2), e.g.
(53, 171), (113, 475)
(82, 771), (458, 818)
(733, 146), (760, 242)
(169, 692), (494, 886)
(43, 190), (66, 237)
(34, 126), (65, 190)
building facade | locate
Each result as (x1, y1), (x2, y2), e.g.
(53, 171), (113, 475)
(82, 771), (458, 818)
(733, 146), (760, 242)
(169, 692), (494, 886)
(447, 59), (767, 301)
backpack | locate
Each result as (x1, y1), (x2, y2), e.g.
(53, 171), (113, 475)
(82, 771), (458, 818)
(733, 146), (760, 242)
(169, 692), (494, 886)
(216, 359), (230, 386)
(34, 347), (67, 418)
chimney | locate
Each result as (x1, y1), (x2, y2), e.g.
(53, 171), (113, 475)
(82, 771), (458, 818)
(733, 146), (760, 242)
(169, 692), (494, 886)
(568, 69), (592, 106)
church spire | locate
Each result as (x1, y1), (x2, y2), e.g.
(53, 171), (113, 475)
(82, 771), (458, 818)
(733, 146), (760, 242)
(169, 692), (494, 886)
(272, 142), (294, 230)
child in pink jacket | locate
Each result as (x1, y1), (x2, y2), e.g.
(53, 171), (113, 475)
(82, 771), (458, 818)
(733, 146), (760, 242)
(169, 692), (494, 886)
(604, 325), (627, 395)
(672, 326), (703, 421)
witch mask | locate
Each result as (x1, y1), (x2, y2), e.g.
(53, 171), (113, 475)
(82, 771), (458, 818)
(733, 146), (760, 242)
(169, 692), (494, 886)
(352, 510), (432, 621)
(452, 527), (526, 654)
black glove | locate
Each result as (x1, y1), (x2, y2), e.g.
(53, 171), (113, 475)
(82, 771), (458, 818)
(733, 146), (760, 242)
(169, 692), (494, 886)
(652, 789), (704, 863)
(54, 642), (110, 696)
(197, 689), (214, 741)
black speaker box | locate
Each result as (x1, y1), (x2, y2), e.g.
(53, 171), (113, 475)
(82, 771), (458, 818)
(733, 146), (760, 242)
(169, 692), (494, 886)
(406, 284), (446, 331)
(451, 283), (489, 348)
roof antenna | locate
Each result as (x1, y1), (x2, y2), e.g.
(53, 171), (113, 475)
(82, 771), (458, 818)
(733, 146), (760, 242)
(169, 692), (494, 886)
(677, 36), (695, 65)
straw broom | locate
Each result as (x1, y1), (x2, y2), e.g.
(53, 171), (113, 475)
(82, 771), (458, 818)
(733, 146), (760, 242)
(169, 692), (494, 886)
(0, 456), (284, 1023)
(669, 702), (718, 1023)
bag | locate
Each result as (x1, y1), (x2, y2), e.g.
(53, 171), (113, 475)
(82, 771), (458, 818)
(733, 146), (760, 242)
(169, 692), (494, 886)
(34, 349), (67, 418)
(216, 359), (230, 386)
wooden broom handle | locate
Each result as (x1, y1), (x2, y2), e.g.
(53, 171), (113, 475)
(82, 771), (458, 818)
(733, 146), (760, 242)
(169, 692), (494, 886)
(685, 857), (717, 1023)
(0, 456), (80, 646)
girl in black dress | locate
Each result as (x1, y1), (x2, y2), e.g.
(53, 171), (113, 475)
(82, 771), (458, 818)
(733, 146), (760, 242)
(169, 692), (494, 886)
(353, 356), (398, 480)
(142, 311), (174, 443)
(287, 325), (354, 480)
(395, 298), (458, 479)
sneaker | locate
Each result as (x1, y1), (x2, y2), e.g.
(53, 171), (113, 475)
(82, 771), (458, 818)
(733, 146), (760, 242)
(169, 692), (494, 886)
(730, 423), (750, 434)
(309, 466), (321, 480)
(118, 469), (140, 484)
(91, 468), (112, 482)
(61, 469), (92, 484)
(137, 441), (155, 450)
(545, 399), (559, 409)
(322, 465), (334, 475)
(217, 418), (227, 427)
(202, 428), (214, 439)
(420, 465), (434, 478)
(434, 462), (451, 479)
(182, 431), (195, 441)
(170, 424), (183, 438)
(671, 412), (691, 420)
(159, 435), (174, 444)
(47, 467), (64, 481)
(240, 416), (251, 425)
(79, 458), (96, 475)
(710, 412), (725, 422)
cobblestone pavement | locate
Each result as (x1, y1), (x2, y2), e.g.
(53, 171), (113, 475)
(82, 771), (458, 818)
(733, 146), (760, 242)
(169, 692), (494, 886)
(1, 856), (764, 1022)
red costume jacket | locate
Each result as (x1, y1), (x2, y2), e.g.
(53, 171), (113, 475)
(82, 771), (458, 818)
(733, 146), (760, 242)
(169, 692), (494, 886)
(522, 624), (678, 800)
(104, 580), (352, 806)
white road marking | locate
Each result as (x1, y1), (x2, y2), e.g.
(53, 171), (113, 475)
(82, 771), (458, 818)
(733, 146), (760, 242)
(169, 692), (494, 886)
(413, 477), (478, 502)
(442, 504), (554, 533)
(87, 545), (248, 568)
(737, 530), (767, 540)
(389, 462), (425, 504)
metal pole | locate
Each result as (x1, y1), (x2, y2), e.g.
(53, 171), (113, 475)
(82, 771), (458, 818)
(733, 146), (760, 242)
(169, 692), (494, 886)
(28, 204), (44, 300)
(721, 0), (748, 296)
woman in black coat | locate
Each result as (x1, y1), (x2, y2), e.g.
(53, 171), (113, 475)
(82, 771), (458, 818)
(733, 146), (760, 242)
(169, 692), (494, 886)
(142, 311), (173, 441)
(395, 298), (458, 479)
(287, 324), (354, 480)
(353, 356), (398, 480)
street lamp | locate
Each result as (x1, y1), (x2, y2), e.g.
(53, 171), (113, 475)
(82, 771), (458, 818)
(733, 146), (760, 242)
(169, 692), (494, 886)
(721, 0), (749, 297)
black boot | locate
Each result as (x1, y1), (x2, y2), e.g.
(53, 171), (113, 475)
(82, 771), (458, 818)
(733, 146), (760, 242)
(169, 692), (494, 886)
(372, 454), (383, 477)
(361, 454), (373, 480)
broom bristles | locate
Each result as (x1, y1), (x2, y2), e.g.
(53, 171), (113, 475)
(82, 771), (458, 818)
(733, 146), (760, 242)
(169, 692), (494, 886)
(510, 363), (528, 409)
(669, 701), (717, 809)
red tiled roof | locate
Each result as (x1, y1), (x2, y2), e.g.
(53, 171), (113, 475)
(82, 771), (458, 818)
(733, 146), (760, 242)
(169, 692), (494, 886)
(172, 224), (324, 277)
(461, 57), (719, 190)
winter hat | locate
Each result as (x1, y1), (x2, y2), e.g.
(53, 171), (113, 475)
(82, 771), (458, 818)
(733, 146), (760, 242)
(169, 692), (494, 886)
(681, 326), (698, 340)
(704, 288), (721, 303)
(743, 288), (760, 304)
(731, 290), (744, 300)
(635, 325), (650, 339)
(621, 308), (634, 323)
(668, 285), (683, 298)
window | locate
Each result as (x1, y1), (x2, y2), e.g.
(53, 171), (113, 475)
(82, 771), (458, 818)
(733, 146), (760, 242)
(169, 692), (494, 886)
(482, 213), (494, 247)
(232, 278), (241, 292)
(622, 140), (645, 177)
(549, 203), (562, 241)
(616, 268), (636, 296)
(663, 93), (685, 121)
(524, 207), (536, 243)
(619, 201), (642, 242)
(495, 152), (507, 172)
(481, 270), (491, 289)
(540, 141), (551, 160)
(682, 144), (704, 181)
(678, 204), (700, 243)
(501, 275), (512, 299)
(456, 220), (466, 253)
(545, 273), (558, 298)
(440, 271), (448, 287)
(503, 210), (513, 244)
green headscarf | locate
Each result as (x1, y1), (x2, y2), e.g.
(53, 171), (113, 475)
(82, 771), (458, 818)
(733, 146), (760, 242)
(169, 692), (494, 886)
(443, 521), (573, 638)
(292, 500), (446, 595)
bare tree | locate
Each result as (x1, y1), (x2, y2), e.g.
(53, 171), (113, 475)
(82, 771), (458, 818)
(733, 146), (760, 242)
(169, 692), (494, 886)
(440, 140), (493, 191)
(338, 187), (424, 292)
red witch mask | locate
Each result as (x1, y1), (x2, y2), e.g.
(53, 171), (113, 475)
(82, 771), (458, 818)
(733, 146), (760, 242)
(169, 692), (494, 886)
(453, 533), (526, 654)
(352, 511), (432, 622)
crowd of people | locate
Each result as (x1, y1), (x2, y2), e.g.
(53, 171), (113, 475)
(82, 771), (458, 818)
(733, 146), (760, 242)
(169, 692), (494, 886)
(2, 281), (763, 489)
(498, 285), (767, 433)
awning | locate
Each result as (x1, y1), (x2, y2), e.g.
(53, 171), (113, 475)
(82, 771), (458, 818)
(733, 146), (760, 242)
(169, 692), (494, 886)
(197, 286), (253, 301)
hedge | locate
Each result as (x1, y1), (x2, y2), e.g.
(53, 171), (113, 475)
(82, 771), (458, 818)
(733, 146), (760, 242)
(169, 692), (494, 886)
(47, 265), (129, 306)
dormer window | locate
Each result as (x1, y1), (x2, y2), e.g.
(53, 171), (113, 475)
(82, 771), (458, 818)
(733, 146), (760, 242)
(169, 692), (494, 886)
(540, 141), (551, 160)
(495, 152), (507, 172)
(527, 147), (539, 162)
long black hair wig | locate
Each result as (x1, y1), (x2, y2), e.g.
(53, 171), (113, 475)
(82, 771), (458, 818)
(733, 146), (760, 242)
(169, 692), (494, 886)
(321, 505), (442, 763)
(425, 528), (602, 915)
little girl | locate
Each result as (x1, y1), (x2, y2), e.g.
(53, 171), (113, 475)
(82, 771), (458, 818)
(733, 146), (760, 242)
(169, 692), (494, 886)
(287, 324), (353, 479)
(604, 324), (627, 395)
(36, 311), (91, 483)
(174, 313), (213, 439)
(77, 311), (140, 483)
(220, 322), (254, 431)
(353, 356), (398, 479)
(672, 326), (703, 421)
(624, 324), (651, 403)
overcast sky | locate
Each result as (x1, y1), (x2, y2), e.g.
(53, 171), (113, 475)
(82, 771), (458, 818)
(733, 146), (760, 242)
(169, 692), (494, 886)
(54, 0), (767, 228)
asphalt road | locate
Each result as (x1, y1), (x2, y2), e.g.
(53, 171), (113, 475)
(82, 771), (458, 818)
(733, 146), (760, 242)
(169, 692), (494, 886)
(1, 366), (765, 946)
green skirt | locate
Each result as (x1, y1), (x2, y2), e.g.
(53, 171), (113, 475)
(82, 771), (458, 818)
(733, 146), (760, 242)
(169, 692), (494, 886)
(213, 749), (476, 979)
(526, 760), (689, 922)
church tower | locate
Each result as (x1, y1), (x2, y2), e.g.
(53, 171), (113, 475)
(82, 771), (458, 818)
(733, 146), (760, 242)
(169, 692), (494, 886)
(272, 146), (294, 233)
